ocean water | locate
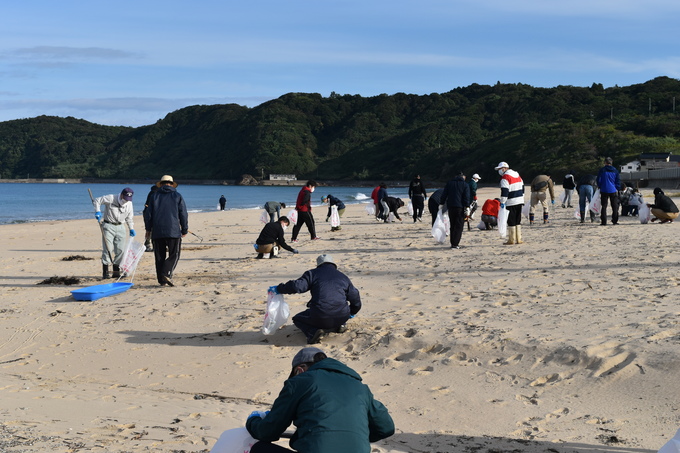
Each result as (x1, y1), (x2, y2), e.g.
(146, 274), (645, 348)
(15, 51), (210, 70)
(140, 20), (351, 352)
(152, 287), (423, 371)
(0, 183), (413, 225)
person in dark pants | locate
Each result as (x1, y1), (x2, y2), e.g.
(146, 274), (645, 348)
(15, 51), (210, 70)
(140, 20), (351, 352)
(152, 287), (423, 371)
(219, 195), (227, 210)
(274, 254), (361, 344)
(408, 175), (427, 222)
(291, 180), (319, 242)
(143, 175), (188, 286)
(440, 171), (470, 249)
(596, 157), (622, 226)
(246, 347), (394, 453)
(495, 161), (525, 245)
(427, 188), (447, 226)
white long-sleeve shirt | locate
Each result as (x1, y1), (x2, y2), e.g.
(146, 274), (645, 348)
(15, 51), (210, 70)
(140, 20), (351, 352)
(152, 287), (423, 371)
(93, 194), (134, 230)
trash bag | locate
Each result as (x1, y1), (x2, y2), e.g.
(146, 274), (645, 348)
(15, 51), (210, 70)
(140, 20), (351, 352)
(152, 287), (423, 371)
(119, 239), (146, 276)
(558, 191), (566, 205)
(259, 210), (269, 224)
(210, 427), (257, 453)
(639, 202), (651, 224)
(262, 288), (290, 335)
(590, 189), (601, 214)
(658, 428), (680, 453)
(431, 210), (448, 243)
(330, 205), (340, 228)
(407, 201), (414, 216)
(365, 204), (375, 216)
(521, 202), (531, 218)
(498, 206), (509, 238)
(574, 201), (589, 220)
(287, 209), (298, 224)
(477, 220), (486, 230)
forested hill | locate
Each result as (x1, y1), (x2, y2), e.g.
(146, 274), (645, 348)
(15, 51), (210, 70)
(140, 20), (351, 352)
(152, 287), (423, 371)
(2, 77), (680, 182)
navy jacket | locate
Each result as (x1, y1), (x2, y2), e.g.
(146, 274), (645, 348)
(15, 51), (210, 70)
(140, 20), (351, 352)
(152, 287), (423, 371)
(440, 176), (471, 209)
(247, 358), (394, 453)
(277, 263), (361, 319)
(143, 185), (188, 239)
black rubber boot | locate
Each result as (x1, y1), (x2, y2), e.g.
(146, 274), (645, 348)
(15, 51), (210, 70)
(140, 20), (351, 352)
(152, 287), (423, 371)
(102, 264), (110, 279)
(112, 265), (120, 279)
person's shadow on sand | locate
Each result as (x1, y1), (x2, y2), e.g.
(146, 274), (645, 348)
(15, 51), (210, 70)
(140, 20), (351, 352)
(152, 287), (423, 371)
(119, 325), (307, 346)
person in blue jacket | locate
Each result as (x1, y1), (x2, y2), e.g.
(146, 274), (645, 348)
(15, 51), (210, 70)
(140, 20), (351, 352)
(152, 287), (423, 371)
(143, 175), (188, 286)
(246, 347), (395, 453)
(596, 157), (622, 226)
(274, 254), (361, 344)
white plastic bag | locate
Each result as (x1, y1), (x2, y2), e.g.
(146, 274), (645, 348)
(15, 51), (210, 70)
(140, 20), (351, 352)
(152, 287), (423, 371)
(498, 206), (509, 239)
(431, 210), (448, 243)
(262, 288), (289, 335)
(658, 428), (680, 453)
(574, 201), (589, 220)
(330, 205), (340, 228)
(558, 191), (566, 204)
(590, 189), (601, 214)
(477, 220), (486, 230)
(639, 202), (651, 224)
(287, 209), (298, 224)
(119, 239), (146, 276)
(259, 210), (269, 224)
(365, 204), (375, 216)
(407, 201), (414, 216)
(521, 201), (531, 219)
(210, 427), (257, 453)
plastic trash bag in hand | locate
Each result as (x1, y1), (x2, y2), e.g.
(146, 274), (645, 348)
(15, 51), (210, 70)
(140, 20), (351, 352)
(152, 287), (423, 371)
(262, 287), (290, 335)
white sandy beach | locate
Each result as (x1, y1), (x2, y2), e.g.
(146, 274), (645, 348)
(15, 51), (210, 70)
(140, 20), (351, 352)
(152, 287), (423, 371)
(1, 186), (679, 452)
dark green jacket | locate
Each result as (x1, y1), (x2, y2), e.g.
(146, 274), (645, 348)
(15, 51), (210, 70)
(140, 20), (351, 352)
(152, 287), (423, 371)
(246, 358), (394, 453)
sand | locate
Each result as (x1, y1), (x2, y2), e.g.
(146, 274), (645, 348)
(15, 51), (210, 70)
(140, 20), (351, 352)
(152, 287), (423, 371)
(1, 186), (678, 453)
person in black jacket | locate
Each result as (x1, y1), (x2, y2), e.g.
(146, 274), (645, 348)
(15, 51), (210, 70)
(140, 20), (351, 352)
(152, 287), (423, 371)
(143, 175), (188, 286)
(408, 175), (427, 223)
(440, 171), (471, 249)
(383, 197), (404, 222)
(648, 187), (679, 224)
(255, 217), (298, 258)
(427, 188), (447, 226)
(275, 254), (361, 344)
(321, 194), (345, 231)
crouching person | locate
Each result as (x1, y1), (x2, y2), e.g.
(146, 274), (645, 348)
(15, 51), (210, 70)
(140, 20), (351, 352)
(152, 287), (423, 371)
(255, 216), (298, 259)
(246, 347), (395, 453)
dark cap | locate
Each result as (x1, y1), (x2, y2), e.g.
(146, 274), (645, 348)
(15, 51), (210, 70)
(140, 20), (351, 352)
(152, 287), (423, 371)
(291, 347), (325, 368)
(120, 187), (134, 201)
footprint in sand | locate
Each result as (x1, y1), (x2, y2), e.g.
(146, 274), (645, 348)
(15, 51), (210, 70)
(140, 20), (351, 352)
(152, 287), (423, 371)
(409, 366), (434, 375)
(529, 373), (560, 387)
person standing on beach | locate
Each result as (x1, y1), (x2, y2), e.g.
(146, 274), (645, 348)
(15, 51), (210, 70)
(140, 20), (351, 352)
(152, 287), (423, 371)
(529, 174), (555, 225)
(246, 347), (395, 453)
(93, 188), (136, 279)
(255, 216), (299, 259)
(562, 171), (576, 208)
(495, 161), (525, 245)
(408, 175), (427, 222)
(377, 183), (389, 222)
(577, 174), (597, 223)
(291, 180), (320, 243)
(143, 175), (188, 286)
(440, 171), (470, 249)
(219, 195), (227, 211)
(322, 194), (345, 231)
(264, 201), (286, 223)
(596, 157), (622, 226)
(272, 254), (361, 344)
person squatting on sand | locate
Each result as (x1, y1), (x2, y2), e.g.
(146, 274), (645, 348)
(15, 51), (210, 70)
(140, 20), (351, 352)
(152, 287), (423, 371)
(495, 161), (525, 245)
(648, 187), (679, 224)
(291, 180), (320, 242)
(272, 254), (361, 344)
(321, 194), (345, 231)
(529, 173), (555, 225)
(92, 187), (136, 279)
(264, 201), (286, 223)
(481, 198), (501, 230)
(408, 174), (427, 222)
(255, 216), (298, 259)
(440, 170), (471, 249)
(143, 175), (188, 287)
(596, 157), (622, 226)
(246, 347), (395, 453)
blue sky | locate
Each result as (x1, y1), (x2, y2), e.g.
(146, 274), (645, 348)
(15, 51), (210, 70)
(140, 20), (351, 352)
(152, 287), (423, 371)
(1, 0), (679, 127)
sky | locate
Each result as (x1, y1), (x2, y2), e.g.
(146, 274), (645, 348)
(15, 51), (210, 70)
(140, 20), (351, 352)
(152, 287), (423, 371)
(1, 0), (679, 127)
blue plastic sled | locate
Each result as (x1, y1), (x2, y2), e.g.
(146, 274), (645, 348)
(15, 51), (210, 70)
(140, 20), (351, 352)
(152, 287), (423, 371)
(71, 282), (133, 301)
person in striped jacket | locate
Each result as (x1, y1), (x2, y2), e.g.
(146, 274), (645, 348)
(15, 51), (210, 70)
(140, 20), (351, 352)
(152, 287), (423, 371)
(494, 162), (525, 245)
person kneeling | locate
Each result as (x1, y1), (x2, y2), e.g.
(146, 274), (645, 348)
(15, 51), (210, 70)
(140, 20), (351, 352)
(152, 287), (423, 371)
(255, 216), (298, 259)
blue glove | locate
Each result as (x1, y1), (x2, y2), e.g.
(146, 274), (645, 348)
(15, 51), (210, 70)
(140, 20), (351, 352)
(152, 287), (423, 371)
(293, 249), (299, 254)
(95, 211), (102, 222)
(500, 203), (505, 209)
(247, 410), (270, 422)
(129, 229), (136, 237)
(350, 314), (355, 319)
(551, 200), (555, 205)
(268, 285), (278, 294)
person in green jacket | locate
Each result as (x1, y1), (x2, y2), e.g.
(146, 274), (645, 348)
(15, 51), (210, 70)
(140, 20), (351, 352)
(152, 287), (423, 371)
(246, 347), (395, 453)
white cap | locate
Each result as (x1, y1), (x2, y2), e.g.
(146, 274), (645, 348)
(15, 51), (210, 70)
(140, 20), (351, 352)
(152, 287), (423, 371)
(472, 173), (481, 180)
(316, 254), (336, 267)
(494, 162), (509, 170)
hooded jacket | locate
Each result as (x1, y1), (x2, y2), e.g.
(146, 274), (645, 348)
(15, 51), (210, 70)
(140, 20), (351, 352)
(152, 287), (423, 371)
(143, 185), (188, 239)
(440, 175), (471, 209)
(277, 263), (361, 319)
(246, 358), (395, 453)
(296, 186), (314, 212)
(256, 221), (295, 252)
(651, 189), (679, 213)
(596, 165), (622, 194)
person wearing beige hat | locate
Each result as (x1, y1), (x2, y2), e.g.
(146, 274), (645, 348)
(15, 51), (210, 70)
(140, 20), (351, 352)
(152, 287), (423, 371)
(143, 175), (188, 286)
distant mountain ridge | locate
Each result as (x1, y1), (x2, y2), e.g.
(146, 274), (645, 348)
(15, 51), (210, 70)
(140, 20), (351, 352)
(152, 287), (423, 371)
(1, 77), (680, 182)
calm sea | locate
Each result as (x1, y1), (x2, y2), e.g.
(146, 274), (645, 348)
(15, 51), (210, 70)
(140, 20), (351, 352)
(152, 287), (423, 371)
(0, 183), (415, 225)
